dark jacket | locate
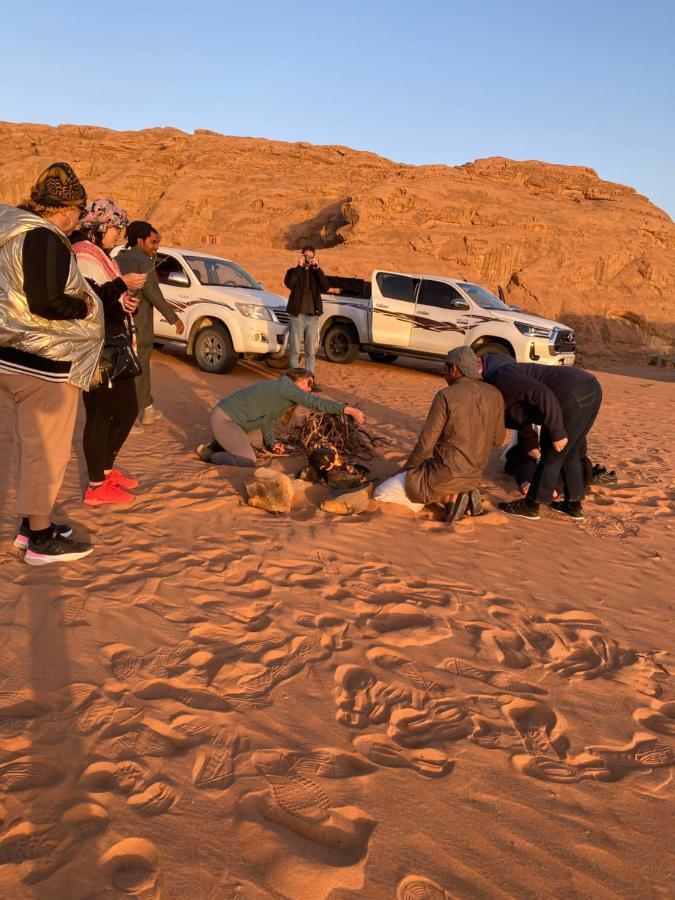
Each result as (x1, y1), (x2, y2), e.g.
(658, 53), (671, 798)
(218, 375), (345, 448)
(116, 247), (179, 345)
(284, 264), (329, 317)
(482, 356), (595, 447)
(404, 377), (506, 503)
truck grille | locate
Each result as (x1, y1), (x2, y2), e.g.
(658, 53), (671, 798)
(552, 329), (575, 354)
(273, 307), (291, 326)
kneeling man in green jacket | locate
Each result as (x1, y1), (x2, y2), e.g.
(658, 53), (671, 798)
(197, 368), (365, 466)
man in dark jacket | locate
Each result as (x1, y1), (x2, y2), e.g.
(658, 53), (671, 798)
(481, 355), (602, 520)
(374, 347), (505, 521)
(284, 245), (329, 389)
(116, 222), (185, 425)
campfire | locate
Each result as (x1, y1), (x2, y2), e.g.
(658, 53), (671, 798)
(288, 412), (385, 487)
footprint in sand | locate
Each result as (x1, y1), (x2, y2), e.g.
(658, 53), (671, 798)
(0, 689), (51, 718)
(634, 699), (675, 735)
(132, 678), (234, 712)
(547, 634), (627, 680)
(565, 733), (675, 783)
(2, 802), (109, 885)
(397, 874), (454, 900)
(388, 700), (473, 748)
(502, 699), (566, 759)
(193, 746), (236, 790)
(99, 837), (160, 898)
(127, 781), (177, 816)
(440, 657), (547, 696)
(251, 747), (373, 780)
(356, 604), (444, 639)
(367, 647), (453, 695)
(0, 757), (64, 792)
(352, 733), (454, 778)
(80, 760), (149, 794)
(241, 765), (375, 860)
(334, 665), (425, 729)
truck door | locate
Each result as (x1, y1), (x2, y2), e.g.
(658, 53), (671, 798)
(154, 253), (192, 338)
(370, 271), (420, 348)
(412, 278), (471, 354)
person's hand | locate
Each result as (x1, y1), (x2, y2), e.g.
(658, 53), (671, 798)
(271, 442), (286, 454)
(297, 255), (306, 267)
(174, 320), (185, 336)
(552, 437), (568, 453)
(528, 448), (541, 460)
(310, 257), (319, 268)
(122, 273), (147, 292)
(121, 295), (139, 314)
(345, 406), (366, 426)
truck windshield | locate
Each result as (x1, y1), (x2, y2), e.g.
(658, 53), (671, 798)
(458, 283), (510, 311)
(185, 255), (262, 290)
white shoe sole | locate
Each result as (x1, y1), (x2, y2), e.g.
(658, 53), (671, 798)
(24, 547), (94, 566)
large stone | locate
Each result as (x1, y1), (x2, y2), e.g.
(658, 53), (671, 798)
(321, 484), (373, 516)
(245, 468), (295, 514)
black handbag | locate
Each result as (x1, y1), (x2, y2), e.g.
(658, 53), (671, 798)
(94, 315), (142, 388)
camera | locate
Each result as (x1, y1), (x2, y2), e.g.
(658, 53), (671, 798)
(304, 254), (317, 267)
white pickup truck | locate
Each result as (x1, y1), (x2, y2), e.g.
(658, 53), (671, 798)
(272, 269), (576, 368)
(150, 247), (289, 373)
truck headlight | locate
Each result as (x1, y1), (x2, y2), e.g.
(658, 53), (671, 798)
(235, 303), (272, 320)
(515, 322), (552, 339)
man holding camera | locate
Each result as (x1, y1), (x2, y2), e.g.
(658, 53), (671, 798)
(284, 245), (329, 390)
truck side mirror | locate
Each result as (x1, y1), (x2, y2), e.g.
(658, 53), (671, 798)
(449, 298), (470, 311)
(167, 271), (190, 287)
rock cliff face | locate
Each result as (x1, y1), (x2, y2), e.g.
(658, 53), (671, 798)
(1, 122), (673, 361)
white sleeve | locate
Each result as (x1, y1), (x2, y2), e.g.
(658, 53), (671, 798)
(75, 254), (108, 285)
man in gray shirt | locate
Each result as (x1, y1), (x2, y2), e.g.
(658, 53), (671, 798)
(116, 221), (184, 425)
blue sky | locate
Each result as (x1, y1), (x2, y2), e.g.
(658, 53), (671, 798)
(2, 0), (673, 217)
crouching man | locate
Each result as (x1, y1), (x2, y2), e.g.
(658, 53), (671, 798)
(374, 347), (505, 520)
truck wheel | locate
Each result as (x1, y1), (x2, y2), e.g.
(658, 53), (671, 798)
(323, 324), (359, 364)
(368, 351), (398, 364)
(473, 342), (514, 359)
(266, 354), (289, 370)
(194, 324), (238, 373)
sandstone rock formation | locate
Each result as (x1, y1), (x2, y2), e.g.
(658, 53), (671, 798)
(1, 121), (672, 360)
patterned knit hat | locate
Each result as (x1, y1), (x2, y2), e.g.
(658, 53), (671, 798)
(29, 162), (86, 209)
(80, 198), (129, 232)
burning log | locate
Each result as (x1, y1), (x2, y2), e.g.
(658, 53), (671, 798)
(288, 412), (385, 487)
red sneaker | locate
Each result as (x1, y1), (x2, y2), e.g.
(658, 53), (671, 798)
(84, 482), (134, 507)
(106, 469), (139, 490)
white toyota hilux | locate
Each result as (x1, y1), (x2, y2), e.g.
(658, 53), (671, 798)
(273, 269), (576, 368)
(150, 247), (289, 373)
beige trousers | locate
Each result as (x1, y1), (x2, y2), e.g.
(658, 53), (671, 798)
(0, 372), (80, 517)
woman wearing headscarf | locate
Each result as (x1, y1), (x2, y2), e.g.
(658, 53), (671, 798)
(0, 163), (102, 563)
(72, 200), (146, 506)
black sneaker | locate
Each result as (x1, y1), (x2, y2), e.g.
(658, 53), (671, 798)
(592, 465), (618, 486)
(498, 498), (541, 520)
(14, 522), (72, 550)
(551, 500), (584, 520)
(196, 441), (221, 462)
(24, 532), (93, 566)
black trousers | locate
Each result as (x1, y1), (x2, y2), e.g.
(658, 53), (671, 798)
(83, 378), (138, 482)
(527, 379), (602, 504)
